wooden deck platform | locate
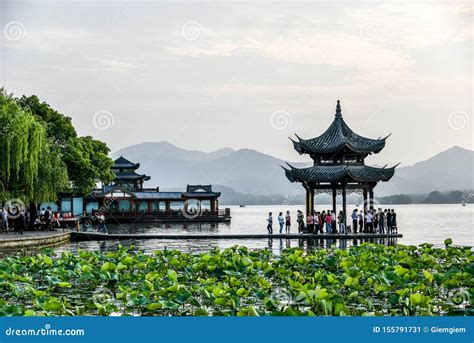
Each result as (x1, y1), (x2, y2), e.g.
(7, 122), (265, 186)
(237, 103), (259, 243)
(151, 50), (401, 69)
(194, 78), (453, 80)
(69, 231), (402, 242)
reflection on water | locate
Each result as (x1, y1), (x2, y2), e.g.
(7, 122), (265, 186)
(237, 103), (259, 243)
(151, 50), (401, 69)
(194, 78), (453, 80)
(55, 235), (399, 256)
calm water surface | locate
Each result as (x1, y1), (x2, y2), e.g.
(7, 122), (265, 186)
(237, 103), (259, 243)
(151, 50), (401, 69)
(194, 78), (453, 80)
(54, 204), (473, 254)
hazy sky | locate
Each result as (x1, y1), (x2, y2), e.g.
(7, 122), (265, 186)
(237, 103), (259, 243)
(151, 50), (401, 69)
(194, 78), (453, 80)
(0, 0), (472, 166)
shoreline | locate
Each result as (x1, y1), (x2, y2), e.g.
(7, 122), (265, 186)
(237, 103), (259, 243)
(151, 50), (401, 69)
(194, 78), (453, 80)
(0, 231), (70, 250)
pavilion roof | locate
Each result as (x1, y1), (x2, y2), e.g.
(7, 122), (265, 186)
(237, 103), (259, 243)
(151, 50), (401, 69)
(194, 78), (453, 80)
(113, 156), (140, 169)
(183, 185), (220, 198)
(291, 101), (390, 155)
(114, 172), (151, 181)
(282, 164), (397, 184)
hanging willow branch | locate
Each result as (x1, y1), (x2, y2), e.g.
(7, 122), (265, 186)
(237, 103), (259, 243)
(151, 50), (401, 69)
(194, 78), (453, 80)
(0, 89), (69, 203)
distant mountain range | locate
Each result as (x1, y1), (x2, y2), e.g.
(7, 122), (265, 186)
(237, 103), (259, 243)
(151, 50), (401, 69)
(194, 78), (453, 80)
(378, 145), (473, 195)
(112, 142), (473, 198)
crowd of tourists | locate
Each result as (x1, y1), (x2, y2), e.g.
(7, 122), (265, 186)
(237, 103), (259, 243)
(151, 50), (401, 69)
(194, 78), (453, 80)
(350, 208), (398, 234)
(266, 208), (397, 235)
(0, 206), (60, 234)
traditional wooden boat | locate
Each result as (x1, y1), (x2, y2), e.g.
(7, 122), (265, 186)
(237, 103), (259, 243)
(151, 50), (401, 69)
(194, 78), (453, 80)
(41, 157), (231, 224)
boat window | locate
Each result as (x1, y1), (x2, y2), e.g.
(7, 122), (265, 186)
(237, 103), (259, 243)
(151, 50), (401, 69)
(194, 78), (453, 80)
(136, 201), (148, 213)
(170, 201), (183, 211)
(118, 200), (131, 212)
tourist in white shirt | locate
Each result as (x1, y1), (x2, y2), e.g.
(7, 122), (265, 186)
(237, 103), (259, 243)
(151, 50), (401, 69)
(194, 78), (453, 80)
(365, 211), (373, 233)
(277, 212), (284, 234)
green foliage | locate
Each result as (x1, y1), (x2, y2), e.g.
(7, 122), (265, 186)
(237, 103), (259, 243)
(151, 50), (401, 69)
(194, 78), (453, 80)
(17, 94), (115, 194)
(423, 191), (467, 204)
(0, 89), (69, 202)
(378, 194), (413, 204)
(17, 95), (76, 147)
(0, 241), (472, 316)
(62, 136), (115, 194)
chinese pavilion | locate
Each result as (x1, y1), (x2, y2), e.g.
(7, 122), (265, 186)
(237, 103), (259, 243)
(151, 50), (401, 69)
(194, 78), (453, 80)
(111, 156), (151, 191)
(282, 100), (398, 226)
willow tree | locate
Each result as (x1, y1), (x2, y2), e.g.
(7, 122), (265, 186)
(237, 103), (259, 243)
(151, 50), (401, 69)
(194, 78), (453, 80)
(18, 95), (115, 194)
(0, 89), (69, 203)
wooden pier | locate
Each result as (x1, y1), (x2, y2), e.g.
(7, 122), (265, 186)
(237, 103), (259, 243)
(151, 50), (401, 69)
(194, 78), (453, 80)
(69, 231), (402, 242)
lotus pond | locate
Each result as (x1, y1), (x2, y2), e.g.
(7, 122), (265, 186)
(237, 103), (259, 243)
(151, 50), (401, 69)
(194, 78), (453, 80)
(0, 240), (472, 316)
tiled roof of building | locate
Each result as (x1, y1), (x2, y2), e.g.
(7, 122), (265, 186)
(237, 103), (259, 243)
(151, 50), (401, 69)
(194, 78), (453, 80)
(291, 101), (389, 155)
(283, 164), (396, 184)
(113, 156), (140, 169)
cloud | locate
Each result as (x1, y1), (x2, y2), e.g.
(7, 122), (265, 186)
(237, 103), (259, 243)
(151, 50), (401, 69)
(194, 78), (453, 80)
(348, 1), (473, 49)
(167, 32), (413, 73)
(88, 57), (139, 71)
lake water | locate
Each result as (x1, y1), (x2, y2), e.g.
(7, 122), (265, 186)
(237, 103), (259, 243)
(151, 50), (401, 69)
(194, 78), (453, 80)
(55, 204), (473, 254)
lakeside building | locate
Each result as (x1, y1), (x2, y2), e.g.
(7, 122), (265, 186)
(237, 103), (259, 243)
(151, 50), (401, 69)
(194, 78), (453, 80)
(43, 156), (230, 223)
(283, 100), (398, 226)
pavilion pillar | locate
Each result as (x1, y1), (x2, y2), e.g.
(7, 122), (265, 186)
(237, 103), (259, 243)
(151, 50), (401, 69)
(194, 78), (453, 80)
(309, 188), (314, 214)
(331, 188), (337, 216)
(210, 199), (215, 214)
(342, 186), (347, 227)
(305, 188), (310, 215)
(369, 188), (374, 210)
(363, 188), (368, 213)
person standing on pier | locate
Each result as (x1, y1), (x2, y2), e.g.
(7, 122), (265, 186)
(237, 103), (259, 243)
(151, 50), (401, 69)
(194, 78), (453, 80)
(391, 209), (397, 233)
(313, 211), (320, 234)
(373, 209), (379, 231)
(97, 213), (108, 234)
(351, 209), (358, 233)
(15, 208), (25, 235)
(266, 212), (273, 234)
(285, 211), (291, 234)
(378, 208), (385, 234)
(386, 209), (392, 234)
(365, 211), (373, 233)
(306, 212), (314, 233)
(325, 212), (332, 234)
(338, 210), (346, 234)
(331, 210), (337, 233)
(43, 206), (52, 231)
(1, 207), (8, 233)
(278, 212), (284, 234)
(316, 211), (323, 234)
(358, 211), (364, 233)
(297, 210), (304, 233)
